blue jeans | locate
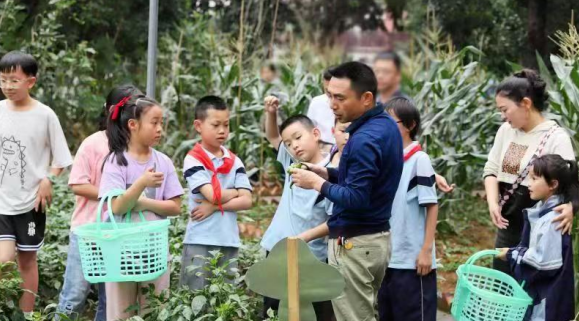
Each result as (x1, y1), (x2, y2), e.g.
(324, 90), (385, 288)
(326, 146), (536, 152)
(56, 233), (106, 321)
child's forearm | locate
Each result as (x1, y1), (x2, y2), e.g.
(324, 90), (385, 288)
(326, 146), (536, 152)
(111, 179), (146, 214)
(71, 184), (99, 201)
(198, 185), (239, 204)
(220, 190), (253, 211)
(422, 204), (438, 252)
(265, 110), (281, 148)
(137, 197), (182, 217)
(298, 222), (329, 243)
(221, 189), (239, 203)
(50, 167), (64, 176)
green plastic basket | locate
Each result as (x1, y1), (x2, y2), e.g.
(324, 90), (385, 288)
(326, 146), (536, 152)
(74, 189), (169, 283)
(451, 250), (532, 321)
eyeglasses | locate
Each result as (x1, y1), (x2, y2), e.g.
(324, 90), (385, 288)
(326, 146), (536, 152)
(0, 78), (31, 89)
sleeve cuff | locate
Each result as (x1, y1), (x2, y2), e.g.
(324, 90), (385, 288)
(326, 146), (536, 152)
(321, 181), (333, 197)
(327, 168), (339, 183)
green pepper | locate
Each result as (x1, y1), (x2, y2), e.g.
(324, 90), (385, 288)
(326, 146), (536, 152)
(288, 163), (305, 188)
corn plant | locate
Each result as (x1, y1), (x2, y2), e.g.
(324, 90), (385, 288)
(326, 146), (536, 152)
(535, 19), (579, 312)
(405, 21), (500, 193)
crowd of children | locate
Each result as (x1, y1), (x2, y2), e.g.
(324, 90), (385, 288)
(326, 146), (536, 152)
(0, 48), (576, 321)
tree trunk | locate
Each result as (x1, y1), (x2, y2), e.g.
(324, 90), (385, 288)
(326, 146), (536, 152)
(524, 0), (547, 68)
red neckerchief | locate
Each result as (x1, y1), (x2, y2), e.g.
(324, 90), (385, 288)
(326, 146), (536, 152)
(404, 143), (422, 162)
(188, 144), (236, 215)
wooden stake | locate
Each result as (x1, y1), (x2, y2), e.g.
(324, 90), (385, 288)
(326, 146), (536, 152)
(287, 237), (300, 321)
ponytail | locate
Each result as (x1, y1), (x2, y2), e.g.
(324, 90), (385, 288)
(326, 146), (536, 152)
(98, 84), (143, 131)
(105, 95), (159, 166)
(496, 69), (549, 112)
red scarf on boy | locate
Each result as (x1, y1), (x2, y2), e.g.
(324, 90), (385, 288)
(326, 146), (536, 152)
(404, 143), (422, 162)
(188, 143), (237, 215)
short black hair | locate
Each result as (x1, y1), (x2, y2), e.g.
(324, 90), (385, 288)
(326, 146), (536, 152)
(496, 69), (548, 112)
(0, 51), (38, 77)
(194, 95), (228, 120)
(323, 67), (334, 81)
(374, 51), (401, 72)
(329, 61), (377, 100)
(385, 97), (421, 140)
(279, 115), (315, 135)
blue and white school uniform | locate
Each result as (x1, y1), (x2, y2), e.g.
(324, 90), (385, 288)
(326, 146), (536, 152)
(507, 195), (574, 321)
(378, 142), (438, 321)
(261, 143), (333, 261)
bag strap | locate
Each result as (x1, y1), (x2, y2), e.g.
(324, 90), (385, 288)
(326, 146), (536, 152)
(499, 124), (559, 208)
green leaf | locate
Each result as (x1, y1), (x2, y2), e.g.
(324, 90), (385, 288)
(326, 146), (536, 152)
(191, 295), (207, 316)
(536, 53), (554, 88)
(209, 284), (220, 293)
(158, 308), (170, 321)
(182, 306), (193, 319)
(506, 60), (523, 72)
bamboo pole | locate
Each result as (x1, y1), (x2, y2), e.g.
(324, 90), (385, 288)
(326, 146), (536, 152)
(287, 237), (300, 321)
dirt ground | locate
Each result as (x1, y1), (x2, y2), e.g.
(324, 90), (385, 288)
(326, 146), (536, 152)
(436, 219), (496, 307)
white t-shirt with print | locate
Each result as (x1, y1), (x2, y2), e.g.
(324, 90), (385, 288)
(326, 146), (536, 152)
(0, 100), (73, 215)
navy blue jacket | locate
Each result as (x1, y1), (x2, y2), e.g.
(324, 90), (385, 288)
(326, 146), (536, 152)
(322, 104), (403, 238)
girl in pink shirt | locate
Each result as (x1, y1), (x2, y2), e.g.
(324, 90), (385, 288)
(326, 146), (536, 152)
(56, 85), (142, 321)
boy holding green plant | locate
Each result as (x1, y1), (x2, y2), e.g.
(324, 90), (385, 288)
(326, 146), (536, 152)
(260, 95), (335, 320)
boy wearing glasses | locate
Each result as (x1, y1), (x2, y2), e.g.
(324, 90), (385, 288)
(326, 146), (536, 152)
(0, 51), (72, 315)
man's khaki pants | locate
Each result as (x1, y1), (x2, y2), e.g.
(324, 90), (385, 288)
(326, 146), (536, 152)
(329, 231), (391, 321)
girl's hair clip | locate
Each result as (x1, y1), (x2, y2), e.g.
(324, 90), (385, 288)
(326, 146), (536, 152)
(110, 96), (131, 120)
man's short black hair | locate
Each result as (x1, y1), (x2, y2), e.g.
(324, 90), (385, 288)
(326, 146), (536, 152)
(194, 95), (228, 120)
(329, 61), (377, 100)
(0, 51), (38, 77)
(323, 67), (334, 81)
(374, 51), (402, 72)
(279, 115), (315, 135)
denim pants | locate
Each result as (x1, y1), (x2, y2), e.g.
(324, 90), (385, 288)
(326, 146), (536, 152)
(56, 232), (106, 321)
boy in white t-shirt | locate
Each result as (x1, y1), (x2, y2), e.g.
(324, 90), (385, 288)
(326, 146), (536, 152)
(0, 51), (73, 314)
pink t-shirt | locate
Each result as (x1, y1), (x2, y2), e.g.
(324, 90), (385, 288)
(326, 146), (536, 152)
(68, 131), (109, 230)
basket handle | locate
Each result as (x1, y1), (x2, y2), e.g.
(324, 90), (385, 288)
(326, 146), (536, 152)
(465, 249), (500, 266)
(96, 189), (147, 232)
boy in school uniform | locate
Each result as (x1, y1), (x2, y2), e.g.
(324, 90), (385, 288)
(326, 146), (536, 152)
(260, 95), (335, 321)
(0, 51), (73, 314)
(378, 98), (438, 321)
(179, 96), (253, 290)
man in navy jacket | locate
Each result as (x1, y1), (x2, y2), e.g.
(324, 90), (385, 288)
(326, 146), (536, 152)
(293, 61), (403, 321)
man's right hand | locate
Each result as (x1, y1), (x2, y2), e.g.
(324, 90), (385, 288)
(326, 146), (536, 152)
(264, 95), (280, 114)
(301, 162), (329, 180)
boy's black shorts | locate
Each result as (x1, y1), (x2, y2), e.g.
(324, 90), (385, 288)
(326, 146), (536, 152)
(0, 208), (46, 251)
